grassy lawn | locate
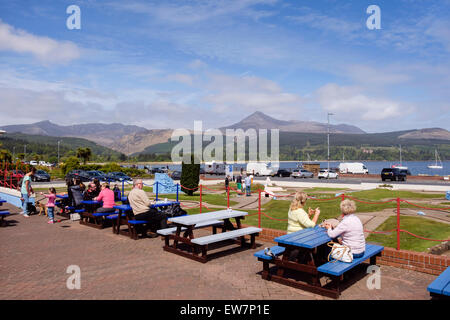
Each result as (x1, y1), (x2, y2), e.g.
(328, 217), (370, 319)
(302, 187), (349, 193)
(158, 192), (238, 207)
(366, 216), (450, 252)
(347, 189), (444, 200)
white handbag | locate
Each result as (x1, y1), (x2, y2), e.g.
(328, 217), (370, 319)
(327, 242), (353, 263)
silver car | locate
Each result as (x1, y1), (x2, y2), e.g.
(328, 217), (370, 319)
(291, 169), (314, 178)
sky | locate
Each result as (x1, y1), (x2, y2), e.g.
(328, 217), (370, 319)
(0, 0), (449, 133)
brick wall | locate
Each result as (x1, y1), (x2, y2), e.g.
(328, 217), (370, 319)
(248, 225), (450, 276)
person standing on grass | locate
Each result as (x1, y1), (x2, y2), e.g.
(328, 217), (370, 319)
(40, 188), (57, 224)
(236, 174), (242, 195)
(20, 167), (36, 217)
(244, 174), (252, 196)
(225, 176), (230, 191)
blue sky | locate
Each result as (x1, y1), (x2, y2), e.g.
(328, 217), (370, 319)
(0, 0), (449, 133)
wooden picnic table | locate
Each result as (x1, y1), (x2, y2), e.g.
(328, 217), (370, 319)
(255, 226), (383, 298)
(161, 209), (261, 263)
(111, 201), (180, 237)
(267, 226), (333, 296)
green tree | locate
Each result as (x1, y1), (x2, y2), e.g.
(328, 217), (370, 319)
(0, 149), (12, 162)
(61, 156), (80, 174)
(76, 147), (92, 165)
(180, 154), (200, 196)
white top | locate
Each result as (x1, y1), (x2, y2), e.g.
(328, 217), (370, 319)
(327, 214), (366, 254)
(168, 210), (248, 226)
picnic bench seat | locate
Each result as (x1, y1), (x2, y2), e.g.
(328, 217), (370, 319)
(191, 226), (262, 246)
(317, 244), (384, 276)
(79, 210), (115, 229)
(254, 246), (286, 261)
(157, 219), (224, 236)
(0, 211), (10, 227)
(428, 266), (450, 299)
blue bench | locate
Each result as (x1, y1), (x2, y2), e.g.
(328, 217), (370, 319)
(317, 244), (384, 276)
(79, 209), (115, 229)
(254, 246), (286, 260)
(428, 266), (450, 299)
(0, 211), (10, 227)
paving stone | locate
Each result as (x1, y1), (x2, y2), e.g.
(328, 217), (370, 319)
(0, 202), (436, 300)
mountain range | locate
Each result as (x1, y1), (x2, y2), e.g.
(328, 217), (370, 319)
(1, 112), (449, 155)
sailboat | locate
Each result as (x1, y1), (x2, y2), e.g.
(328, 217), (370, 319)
(428, 149), (443, 169)
(392, 145), (408, 170)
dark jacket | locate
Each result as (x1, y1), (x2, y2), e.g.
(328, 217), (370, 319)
(70, 185), (84, 207)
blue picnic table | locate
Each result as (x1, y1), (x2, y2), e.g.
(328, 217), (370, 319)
(111, 201), (180, 239)
(254, 226), (383, 299)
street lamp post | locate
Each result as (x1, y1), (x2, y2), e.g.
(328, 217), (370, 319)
(327, 113), (334, 172)
(57, 141), (61, 167)
(24, 145), (27, 161)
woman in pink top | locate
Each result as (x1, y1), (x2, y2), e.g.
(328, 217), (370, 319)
(324, 199), (366, 258)
(40, 187), (57, 224)
(94, 183), (116, 213)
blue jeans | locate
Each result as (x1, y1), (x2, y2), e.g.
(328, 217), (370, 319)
(353, 251), (365, 259)
(47, 207), (54, 220)
(246, 185), (251, 196)
(22, 193), (29, 214)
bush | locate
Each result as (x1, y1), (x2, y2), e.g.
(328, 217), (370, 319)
(180, 155), (200, 196)
(61, 156), (80, 174)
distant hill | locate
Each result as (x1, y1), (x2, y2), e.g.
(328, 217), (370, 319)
(2, 113), (448, 157)
(0, 120), (149, 150)
(0, 133), (125, 162)
(220, 111), (366, 134)
(135, 129), (450, 161)
(398, 128), (450, 140)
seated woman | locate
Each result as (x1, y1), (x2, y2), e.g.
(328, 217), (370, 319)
(94, 183), (116, 213)
(69, 178), (84, 209)
(83, 183), (97, 200)
(323, 199), (366, 258)
(287, 191), (320, 234)
(92, 178), (101, 198)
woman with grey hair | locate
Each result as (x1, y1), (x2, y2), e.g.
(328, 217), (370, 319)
(323, 199), (366, 258)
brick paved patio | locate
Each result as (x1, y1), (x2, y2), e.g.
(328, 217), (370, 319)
(0, 203), (437, 300)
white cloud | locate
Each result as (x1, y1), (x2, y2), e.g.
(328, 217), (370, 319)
(0, 20), (80, 64)
(166, 73), (195, 85)
(316, 83), (413, 121)
(204, 74), (304, 118)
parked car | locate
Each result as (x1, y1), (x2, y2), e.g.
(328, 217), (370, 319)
(32, 170), (51, 182)
(86, 170), (108, 181)
(339, 162), (369, 174)
(381, 168), (407, 181)
(291, 169), (314, 178)
(274, 169), (292, 177)
(106, 172), (132, 182)
(29, 160), (38, 166)
(318, 169), (339, 179)
(65, 170), (91, 182)
(171, 171), (182, 180)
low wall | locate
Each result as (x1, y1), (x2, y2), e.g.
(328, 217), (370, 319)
(251, 226), (450, 276)
(0, 187), (34, 208)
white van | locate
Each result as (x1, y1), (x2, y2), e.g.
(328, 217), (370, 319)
(339, 162), (369, 174)
(246, 162), (278, 176)
(205, 161), (226, 175)
(30, 160), (38, 166)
